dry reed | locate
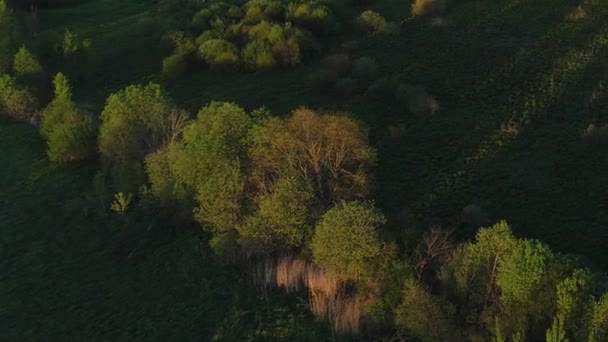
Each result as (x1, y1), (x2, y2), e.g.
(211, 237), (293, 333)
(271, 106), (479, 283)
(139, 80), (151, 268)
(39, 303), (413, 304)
(253, 254), (364, 334)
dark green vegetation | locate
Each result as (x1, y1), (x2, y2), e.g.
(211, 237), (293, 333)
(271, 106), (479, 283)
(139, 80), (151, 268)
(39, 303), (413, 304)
(2, 0), (608, 340)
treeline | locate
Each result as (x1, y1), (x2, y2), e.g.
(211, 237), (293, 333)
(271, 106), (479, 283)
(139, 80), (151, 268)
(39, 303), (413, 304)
(5, 71), (607, 340)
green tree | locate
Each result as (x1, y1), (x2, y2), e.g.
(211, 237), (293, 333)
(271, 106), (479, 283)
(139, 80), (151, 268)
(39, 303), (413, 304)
(99, 83), (173, 164)
(0, 0), (20, 74)
(99, 83), (174, 191)
(40, 73), (95, 163)
(13, 46), (43, 78)
(589, 293), (608, 342)
(147, 102), (252, 234)
(239, 177), (314, 253)
(311, 201), (384, 280)
(546, 269), (594, 342)
(395, 279), (462, 342)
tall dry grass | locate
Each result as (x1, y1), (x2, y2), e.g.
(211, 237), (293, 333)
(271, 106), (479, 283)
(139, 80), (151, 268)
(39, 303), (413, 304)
(253, 254), (364, 334)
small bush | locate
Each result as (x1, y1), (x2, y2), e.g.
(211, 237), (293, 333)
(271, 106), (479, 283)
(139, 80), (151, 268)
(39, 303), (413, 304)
(353, 10), (389, 34)
(13, 46), (43, 78)
(352, 57), (379, 82)
(242, 40), (276, 70)
(322, 53), (351, 76)
(582, 123), (608, 145)
(162, 53), (189, 79)
(411, 0), (447, 17)
(3, 88), (38, 122)
(263, 2), (284, 21)
(198, 39), (240, 69)
(287, 3), (334, 36)
(272, 38), (301, 66)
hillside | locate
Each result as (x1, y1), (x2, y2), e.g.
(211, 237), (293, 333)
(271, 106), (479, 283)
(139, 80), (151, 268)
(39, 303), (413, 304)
(1, 0), (607, 340)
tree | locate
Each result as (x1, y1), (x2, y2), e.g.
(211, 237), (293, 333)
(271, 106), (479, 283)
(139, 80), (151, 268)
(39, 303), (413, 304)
(239, 177), (314, 253)
(99, 83), (173, 164)
(250, 108), (376, 207)
(40, 73), (95, 163)
(99, 83), (174, 191)
(395, 279), (462, 342)
(0, 0), (20, 74)
(311, 201), (385, 280)
(13, 46), (43, 78)
(546, 268), (594, 342)
(146, 102), (252, 233)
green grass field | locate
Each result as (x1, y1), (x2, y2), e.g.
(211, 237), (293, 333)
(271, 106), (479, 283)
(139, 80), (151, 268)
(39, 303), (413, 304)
(3, 0), (608, 338)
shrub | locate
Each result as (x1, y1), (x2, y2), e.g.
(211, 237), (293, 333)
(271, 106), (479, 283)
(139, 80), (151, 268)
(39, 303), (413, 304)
(3, 88), (38, 122)
(263, 2), (284, 21)
(411, 0), (447, 17)
(287, 3), (334, 36)
(293, 28), (321, 60)
(46, 113), (96, 163)
(198, 39), (240, 69)
(321, 53), (351, 76)
(353, 10), (389, 34)
(162, 53), (189, 79)
(311, 201), (385, 280)
(242, 40), (276, 70)
(582, 123), (608, 145)
(352, 57), (379, 82)
(58, 29), (98, 81)
(272, 37), (301, 66)
(41, 73), (96, 163)
(13, 46), (43, 78)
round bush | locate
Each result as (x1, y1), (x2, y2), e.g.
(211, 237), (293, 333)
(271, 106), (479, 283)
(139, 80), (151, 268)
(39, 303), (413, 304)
(162, 53), (189, 79)
(353, 10), (388, 34)
(3, 88), (38, 122)
(411, 0), (447, 17)
(198, 39), (240, 69)
(242, 40), (276, 70)
(272, 38), (301, 66)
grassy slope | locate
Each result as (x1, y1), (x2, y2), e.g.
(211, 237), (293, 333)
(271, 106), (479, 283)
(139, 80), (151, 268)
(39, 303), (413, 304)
(0, 124), (325, 340)
(3, 0), (607, 338)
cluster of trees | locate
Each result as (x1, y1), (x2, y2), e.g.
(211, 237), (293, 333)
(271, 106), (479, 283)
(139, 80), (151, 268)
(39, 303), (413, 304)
(159, 0), (399, 77)
(308, 52), (440, 116)
(1, 1), (96, 126)
(160, 0), (340, 76)
(77, 81), (608, 341)
(393, 222), (608, 341)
